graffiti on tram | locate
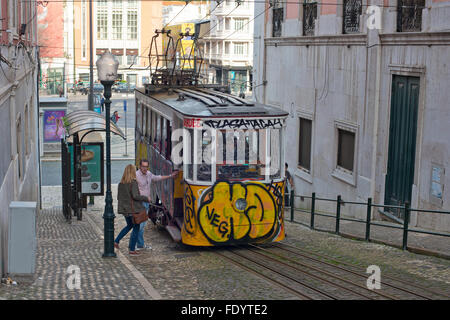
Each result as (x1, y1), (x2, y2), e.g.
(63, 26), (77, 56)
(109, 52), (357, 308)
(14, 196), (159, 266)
(182, 180), (285, 246)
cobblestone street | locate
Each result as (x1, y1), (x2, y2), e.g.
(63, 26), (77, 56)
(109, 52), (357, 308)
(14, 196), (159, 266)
(0, 186), (449, 300)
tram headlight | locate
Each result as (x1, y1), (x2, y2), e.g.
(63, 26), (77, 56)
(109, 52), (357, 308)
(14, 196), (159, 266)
(234, 198), (248, 212)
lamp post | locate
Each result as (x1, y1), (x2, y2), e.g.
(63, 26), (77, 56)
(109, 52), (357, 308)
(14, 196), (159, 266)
(96, 51), (119, 258)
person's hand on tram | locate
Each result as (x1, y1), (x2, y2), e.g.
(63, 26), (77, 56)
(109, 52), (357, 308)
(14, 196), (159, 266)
(171, 171), (179, 178)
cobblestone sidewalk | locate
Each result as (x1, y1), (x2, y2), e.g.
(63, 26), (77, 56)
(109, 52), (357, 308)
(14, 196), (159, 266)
(0, 206), (151, 300)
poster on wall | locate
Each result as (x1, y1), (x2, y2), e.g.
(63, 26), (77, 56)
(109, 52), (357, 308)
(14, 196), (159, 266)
(43, 110), (66, 142)
(68, 143), (104, 196)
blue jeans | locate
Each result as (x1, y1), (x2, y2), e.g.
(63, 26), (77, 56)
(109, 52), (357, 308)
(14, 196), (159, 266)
(115, 215), (140, 251)
(137, 202), (149, 248)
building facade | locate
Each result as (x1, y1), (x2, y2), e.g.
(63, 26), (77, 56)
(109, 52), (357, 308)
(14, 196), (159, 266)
(201, 0), (254, 95)
(0, 0), (39, 276)
(254, 0), (450, 231)
(72, 0), (162, 86)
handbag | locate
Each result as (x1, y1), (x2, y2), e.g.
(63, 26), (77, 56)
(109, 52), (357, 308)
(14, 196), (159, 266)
(130, 184), (148, 224)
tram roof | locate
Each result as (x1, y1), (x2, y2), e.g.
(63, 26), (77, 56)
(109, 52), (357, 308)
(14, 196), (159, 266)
(136, 87), (289, 118)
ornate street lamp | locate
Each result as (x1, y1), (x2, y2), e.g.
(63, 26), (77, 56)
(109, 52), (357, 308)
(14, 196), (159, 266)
(96, 51), (119, 258)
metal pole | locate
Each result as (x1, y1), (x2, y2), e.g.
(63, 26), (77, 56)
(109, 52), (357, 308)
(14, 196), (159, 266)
(88, 0), (94, 110)
(310, 192), (315, 230)
(102, 80), (116, 258)
(365, 197), (372, 241)
(402, 201), (410, 250)
(336, 195), (341, 235)
(123, 100), (128, 156)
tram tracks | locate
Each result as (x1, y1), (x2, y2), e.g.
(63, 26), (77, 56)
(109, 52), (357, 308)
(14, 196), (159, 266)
(211, 242), (450, 300)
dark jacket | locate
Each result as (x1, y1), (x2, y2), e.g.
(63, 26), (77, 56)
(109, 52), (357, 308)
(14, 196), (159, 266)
(117, 180), (148, 215)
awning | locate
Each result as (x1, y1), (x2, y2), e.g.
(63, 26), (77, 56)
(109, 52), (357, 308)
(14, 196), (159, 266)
(64, 110), (125, 141)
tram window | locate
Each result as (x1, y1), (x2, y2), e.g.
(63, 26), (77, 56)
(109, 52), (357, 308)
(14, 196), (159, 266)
(155, 114), (161, 150)
(216, 129), (265, 180)
(269, 128), (282, 179)
(166, 121), (172, 160)
(151, 111), (156, 144)
(197, 129), (212, 182)
(143, 107), (148, 138)
(270, 128), (282, 178)
(148, 110), (153, 142)
(136, 102), (141, 132)
(162, 118), (167, 156)
(186, 128), (194, 180)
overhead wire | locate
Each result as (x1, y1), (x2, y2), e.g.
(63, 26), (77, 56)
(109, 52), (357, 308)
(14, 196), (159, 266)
(18, 0), (427, 9)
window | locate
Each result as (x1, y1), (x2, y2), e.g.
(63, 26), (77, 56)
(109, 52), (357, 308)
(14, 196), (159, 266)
(127, 10), (137, 40)
(233, 42), (246, 55)
(298, 118), (312, 171)
(225, 42), (230, 55)
(112, 10), (123, 40)
(234, 18), (248, 33)
(397, 0), (425, 32)
(272, 1), (283, 37)
(337, 129), (355, 172)
(127, 55), (138, 65)
(303, 1), (317, 36)
(97, 9), (108, 40)
(343, 0), (362, 34)
(114, 54), (123, 65)
(225, 18), (231, 30)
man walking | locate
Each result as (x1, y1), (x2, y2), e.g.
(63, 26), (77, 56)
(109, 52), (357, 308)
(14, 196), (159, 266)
(135, 159), (178, 250)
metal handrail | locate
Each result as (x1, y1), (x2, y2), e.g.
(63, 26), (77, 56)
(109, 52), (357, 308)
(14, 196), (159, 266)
(288, 190), (450, 253)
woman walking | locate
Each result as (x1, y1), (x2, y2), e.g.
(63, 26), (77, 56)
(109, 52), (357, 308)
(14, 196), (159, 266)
(115, 164), (150, 255)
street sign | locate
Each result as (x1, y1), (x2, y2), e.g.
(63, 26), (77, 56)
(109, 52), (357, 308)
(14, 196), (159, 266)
(124, 100), (127, 111)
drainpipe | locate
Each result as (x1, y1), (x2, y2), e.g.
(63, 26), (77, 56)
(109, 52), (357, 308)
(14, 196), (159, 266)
(369, 28), (382, 212)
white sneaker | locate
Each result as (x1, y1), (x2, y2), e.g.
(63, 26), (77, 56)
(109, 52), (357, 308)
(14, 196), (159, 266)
(136, 245), (152, 251)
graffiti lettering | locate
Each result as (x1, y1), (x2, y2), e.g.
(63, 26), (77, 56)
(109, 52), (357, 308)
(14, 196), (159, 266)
(183, 183), (196, 235)
(203, 118), (283, 130)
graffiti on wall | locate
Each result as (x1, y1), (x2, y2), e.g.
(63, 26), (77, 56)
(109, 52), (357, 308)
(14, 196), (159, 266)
(182, 180), (285, 246)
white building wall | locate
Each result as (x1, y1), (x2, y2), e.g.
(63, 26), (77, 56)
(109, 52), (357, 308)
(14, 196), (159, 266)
(254, 0), (450, 231)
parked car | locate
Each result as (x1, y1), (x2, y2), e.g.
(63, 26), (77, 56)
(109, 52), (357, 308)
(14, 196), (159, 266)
(113, 83), (136, 93)
(93, 83), (104, 93)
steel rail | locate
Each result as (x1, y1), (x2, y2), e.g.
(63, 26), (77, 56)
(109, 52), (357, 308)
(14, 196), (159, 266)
(212, 250), (314, 300)
(273, 243), (446, 300)
(246, 244), (395, 300)
(227, 248), (338, 300)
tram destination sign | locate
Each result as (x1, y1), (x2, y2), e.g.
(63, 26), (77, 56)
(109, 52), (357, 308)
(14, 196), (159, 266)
(203, 118), (284, 130)
(184, 118), (284, 130)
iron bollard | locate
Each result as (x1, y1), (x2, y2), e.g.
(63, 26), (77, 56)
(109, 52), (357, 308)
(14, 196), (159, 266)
(365, 198), (372, 241)
(290, 189), (294, 222)
(336, 195), (341, 235)
(402, 201), (410, 250)
(310, 192), (316, 230)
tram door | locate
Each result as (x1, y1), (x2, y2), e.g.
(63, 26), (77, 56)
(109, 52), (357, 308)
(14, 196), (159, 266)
(384, 75), (420, 219)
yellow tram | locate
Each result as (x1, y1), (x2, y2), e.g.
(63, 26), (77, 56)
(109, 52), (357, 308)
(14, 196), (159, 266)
(135, 85), (288, 246)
